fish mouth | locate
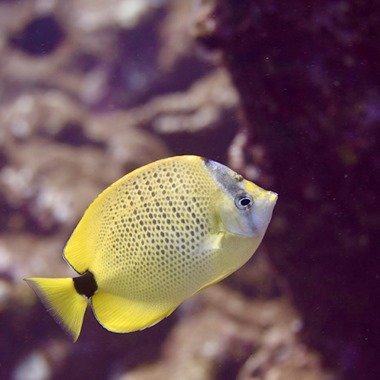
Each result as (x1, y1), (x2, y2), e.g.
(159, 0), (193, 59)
(262, 191), (278, 214)
(252, 189), (278, 204)
(267, 191), (278, 204)
(246, 190), (277, 237)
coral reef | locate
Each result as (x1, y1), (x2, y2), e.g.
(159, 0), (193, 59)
(121, 286), (331, 380)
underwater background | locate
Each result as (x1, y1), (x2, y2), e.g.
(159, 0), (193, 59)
(0, 1), (378, 379)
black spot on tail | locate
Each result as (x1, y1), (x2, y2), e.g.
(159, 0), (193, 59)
(73, 271), (98, 298)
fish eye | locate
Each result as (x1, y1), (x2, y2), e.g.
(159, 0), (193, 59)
(234, 193), (254, 210)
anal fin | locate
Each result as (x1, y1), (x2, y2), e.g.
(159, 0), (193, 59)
(91, 292), (177, 333)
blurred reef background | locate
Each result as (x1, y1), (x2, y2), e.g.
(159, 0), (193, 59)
(0, 1), (378, 379)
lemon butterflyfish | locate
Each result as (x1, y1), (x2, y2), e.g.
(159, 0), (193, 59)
(25, 155), (278, 341)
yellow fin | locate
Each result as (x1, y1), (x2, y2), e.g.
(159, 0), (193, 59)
(63, 199), (101, 274)
(91, 292), (177, 333)
(25, 278), (88, 342)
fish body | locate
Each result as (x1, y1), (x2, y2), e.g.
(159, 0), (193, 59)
(26, 156), (277, 341)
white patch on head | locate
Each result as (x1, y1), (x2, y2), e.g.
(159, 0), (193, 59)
(202, 158), (277, 238)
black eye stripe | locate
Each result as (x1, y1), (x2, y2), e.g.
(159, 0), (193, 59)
(235, 194), (253, 210)
(240, 198), (251, 206)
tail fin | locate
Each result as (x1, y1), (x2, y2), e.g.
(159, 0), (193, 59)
(25, 277), (88, 342)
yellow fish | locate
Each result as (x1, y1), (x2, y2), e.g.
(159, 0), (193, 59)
(25, 156), (277, 341)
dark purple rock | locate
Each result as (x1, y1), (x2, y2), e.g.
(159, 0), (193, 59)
(195, 1), (380, 378)
(9, 15), (65, 56)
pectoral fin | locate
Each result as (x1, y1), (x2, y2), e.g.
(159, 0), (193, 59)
(200, 231), (224, 253)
